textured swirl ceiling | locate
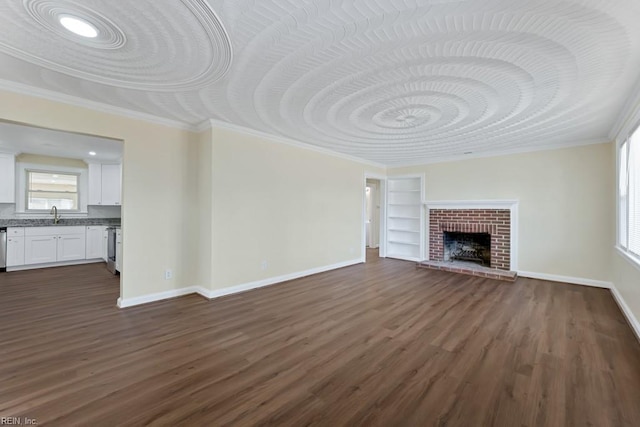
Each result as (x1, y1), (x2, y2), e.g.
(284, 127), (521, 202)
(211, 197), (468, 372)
(0, 0), (639, 165)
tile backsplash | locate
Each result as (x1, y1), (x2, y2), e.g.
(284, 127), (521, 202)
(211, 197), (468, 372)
(0, 203), (121, 219)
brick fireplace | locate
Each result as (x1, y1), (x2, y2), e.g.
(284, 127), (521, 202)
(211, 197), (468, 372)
(429, 209), (511, 270)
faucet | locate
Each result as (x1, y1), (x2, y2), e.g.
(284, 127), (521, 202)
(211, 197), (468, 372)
(50, 205), (60, 224)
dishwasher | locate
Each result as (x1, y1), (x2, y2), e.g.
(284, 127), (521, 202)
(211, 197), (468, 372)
(0, 227), (6, 272)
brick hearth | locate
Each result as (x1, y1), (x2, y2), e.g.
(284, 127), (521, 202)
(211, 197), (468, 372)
(429, 209), (511, 270)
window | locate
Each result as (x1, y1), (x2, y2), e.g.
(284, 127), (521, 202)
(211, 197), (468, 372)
(26, 170), (79, 211)
(619, 125), (640, 261)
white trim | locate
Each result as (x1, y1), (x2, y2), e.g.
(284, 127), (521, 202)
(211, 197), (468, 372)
(8, 258), (104, 272)
(197, 258), (363, 299)
(117, 258), (363, 308)
(386, 255), (423, 262)
(0, 79), (195, 131)
(117, 286), (198, 309)
(424, 199), (519, 271)
(363, 173), (387, 260)
(387, 138), (611, 169)
(616, 246), (640, 273)
(424, 199), (519, 210)
(517, 271), (612, 289)
(610, 284), (640, 343)
(200, 119), (386, 168)
(15, 162), (88, 215)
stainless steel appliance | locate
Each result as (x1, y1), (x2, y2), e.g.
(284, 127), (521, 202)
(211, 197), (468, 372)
(106, 226), (117, 274)
(0, 227), (6, 272)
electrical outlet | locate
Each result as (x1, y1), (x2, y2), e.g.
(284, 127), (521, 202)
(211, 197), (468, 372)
(349, 247), (355, 254)
(165, 269), (173, 280)
(260, 260), (268, 270)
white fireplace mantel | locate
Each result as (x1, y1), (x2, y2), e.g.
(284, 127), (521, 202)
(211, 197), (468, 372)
(424, 199), (519, 210)
(424, 199), (519, 271)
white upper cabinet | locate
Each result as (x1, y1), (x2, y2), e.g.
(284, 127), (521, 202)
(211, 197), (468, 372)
(87, 163), (103, 205)
(101, 164), (121, 206)
(0, 153), (16, 203)
(88, 162), (121, 206)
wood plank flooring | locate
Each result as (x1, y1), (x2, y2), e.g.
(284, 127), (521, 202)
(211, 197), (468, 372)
(1, 250), (639, 426)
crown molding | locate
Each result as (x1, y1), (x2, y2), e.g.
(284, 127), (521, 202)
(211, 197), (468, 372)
(196, 118), (387, 169)
(609, 76), (640, 141)
(0, 79), (196, 132)
(385, 138), (612, 169)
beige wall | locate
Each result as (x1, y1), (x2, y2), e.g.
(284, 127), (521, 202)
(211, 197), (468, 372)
(198, 126), (384, 290)
(389, 143), (614, 282)
(0, 90), (197, 301)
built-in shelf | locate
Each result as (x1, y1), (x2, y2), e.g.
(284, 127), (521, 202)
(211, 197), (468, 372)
(388, 228), (420, 233)
(388, 240), (420, 246)
(387, 176), (423, 262)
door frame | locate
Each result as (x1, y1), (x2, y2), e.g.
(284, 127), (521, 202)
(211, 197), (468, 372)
(362, 173), (387, 261)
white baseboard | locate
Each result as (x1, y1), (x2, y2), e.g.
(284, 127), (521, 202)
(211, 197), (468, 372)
(197, 258), (363, 299)
(117, 258), (363, 308)
(517, 271), (612, 289)
(8, 259), (105, 272)
(610, 284), (640, 343)
(117, 286), (198, 308)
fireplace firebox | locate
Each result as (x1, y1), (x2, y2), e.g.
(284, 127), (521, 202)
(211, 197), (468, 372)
(443, 231), (491, 266)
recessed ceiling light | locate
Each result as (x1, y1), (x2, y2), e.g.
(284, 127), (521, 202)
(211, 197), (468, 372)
(89, 151), (97, 156)
(59, 16), (98, 38)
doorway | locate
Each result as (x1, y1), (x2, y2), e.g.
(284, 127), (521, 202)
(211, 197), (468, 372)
(364, 176), (385, 262)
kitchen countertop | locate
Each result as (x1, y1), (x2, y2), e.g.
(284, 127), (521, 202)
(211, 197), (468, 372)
(0, 218), (121, 228)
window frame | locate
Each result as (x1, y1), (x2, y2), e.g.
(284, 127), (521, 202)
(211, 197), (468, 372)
(15, 161), (89, 217)
(617, 124), (640, 268)
(25, 169), (81, 212)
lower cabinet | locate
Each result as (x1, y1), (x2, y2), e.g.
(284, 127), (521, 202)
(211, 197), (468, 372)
(115, 228), (122, 272)
(24, 236), (58, 264)
(102, 228), (109, 262)
(57, 233), (87, 262)
(24, 226), (87, 265)
(85, 226), (106, 260)
(7, 236), (25, 267)
(7, 225), (115, 269)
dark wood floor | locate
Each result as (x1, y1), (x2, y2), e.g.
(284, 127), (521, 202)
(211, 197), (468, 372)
(1, 250), (640, 426)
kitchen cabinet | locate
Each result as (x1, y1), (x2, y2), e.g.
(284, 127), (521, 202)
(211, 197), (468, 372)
(115, 228), (122, 272)
(102, 227), (109, 262)
(88, 163), (102, 205)
(57, 234), (86, 262)
(24, 226), (86, 265)
(87, 162), (121, 206)
(25, 236), (58, 265)
(7, 227), (25, 267)
(0, 153), (15, 203)
(101, 164), (121, 206)
(85, 226), (105, 259)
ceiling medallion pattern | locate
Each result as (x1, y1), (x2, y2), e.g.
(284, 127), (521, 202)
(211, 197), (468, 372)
(0, 0), (232, 91)
(0, 1), (640, 165)
(24, 0), (126, 49)
(216, 1), (637, 164)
